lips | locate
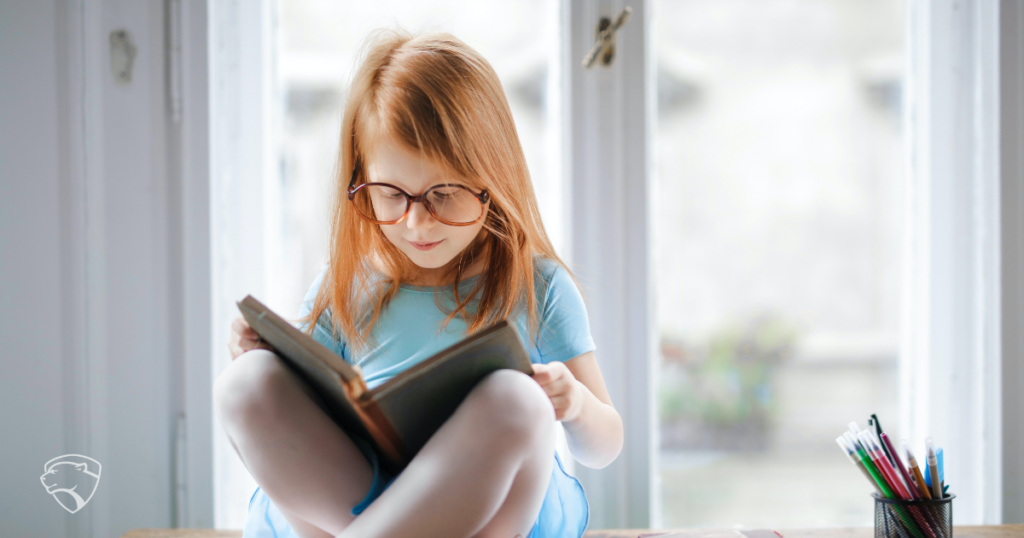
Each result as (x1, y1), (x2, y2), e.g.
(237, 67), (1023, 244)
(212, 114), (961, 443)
(409, 239), (443, 251)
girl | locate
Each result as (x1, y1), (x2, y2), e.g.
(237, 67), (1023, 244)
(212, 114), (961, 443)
(214, 29), (623, 538)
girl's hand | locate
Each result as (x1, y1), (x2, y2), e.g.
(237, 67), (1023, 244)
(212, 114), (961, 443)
(228, 316), (273, 360)
(530, 362), (585, 423)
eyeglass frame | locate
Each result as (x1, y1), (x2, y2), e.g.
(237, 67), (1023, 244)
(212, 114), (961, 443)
(346, 166), (491, 226)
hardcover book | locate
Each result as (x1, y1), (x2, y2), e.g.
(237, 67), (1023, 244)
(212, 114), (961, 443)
(236, 295), (534, 474)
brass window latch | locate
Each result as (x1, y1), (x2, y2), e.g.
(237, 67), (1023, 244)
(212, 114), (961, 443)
(582, 6), (633, 69)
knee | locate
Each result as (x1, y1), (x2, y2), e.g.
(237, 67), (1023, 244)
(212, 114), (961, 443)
(470, 369), (555, 447)
(213, 349), (294, 428)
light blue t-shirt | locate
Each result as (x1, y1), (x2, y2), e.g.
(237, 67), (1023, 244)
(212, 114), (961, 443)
(297, 256), (597, 389)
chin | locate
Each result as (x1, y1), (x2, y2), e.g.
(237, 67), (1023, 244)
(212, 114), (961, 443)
(402, 248), (457, 270)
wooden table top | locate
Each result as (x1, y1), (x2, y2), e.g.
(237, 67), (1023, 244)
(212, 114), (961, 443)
(585, 526), (1024, 538)
(120, 525), (1024, 538)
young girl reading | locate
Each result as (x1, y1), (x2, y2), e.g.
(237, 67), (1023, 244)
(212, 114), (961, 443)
(214, 28), (624, 538)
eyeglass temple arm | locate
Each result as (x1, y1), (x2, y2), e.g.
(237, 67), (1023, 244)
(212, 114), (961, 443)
(346, 167), (358, 199)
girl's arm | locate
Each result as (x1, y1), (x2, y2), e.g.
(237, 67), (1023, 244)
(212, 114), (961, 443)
(531, 351), (623, 469)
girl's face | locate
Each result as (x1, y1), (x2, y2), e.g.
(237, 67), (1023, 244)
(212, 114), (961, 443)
(365, 139), (489, 274)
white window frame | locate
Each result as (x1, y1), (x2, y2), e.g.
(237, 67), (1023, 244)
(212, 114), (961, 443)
(561, 0), (655, 530)
(207, 0), (277, 529)
(179, 0), (216, 528)
(901, 0), (1023, 524)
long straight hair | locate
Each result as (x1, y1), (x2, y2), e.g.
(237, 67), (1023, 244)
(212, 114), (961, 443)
(302, 28), (573, 353)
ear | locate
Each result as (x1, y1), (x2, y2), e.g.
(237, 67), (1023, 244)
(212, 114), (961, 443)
(73, 463), (87, 471)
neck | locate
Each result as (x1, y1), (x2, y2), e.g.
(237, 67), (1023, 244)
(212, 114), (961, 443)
(405, 256), (486, 287)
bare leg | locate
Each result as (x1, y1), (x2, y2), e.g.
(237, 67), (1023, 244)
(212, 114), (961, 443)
(215, 352), (556, 538)
(339, 369), (556, 538)
(214, 350), (373, 537)
(279, 506), (334, 538)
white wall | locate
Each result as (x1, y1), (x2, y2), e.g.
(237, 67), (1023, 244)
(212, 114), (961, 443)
(1000, 0), (1024, 524)
(0, 3), (69, 537)
(0, 1), (212, 537)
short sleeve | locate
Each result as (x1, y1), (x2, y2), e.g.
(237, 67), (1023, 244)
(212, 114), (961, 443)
(532, 262), (596, 364)
(296, 264), (347, 359)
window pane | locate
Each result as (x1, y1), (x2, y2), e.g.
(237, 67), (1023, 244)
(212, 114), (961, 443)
(654, 0), (905, 528)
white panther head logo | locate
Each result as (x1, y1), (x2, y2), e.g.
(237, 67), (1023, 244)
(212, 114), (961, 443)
(40, 454), (102, 513)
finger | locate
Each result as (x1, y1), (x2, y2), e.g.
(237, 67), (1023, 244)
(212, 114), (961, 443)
(538, 383), (562, 400)
(549, 394), (571, 410)
(232, 317), (258, 340)
(531, 364), (554, 383)
(243, 336), (268, 352)
(547, 361), (569, 381)
(538, 374), (569, 393)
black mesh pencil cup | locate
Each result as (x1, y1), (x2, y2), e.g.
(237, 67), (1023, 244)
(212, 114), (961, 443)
(873, 493), (954, 538)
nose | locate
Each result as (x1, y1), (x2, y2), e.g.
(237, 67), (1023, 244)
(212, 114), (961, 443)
(405, 199), (436, 230)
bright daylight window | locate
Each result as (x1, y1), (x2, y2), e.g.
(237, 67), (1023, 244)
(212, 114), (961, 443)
(654, 0), (906, 528)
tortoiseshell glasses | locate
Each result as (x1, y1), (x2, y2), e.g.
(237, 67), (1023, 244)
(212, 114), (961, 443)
(346, 167), (490, 226)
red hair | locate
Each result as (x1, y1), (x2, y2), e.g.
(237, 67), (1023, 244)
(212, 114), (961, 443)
(302, 28), (573, 352)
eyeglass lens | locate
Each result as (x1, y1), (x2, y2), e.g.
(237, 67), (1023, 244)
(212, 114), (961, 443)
(353, 185), (483, 224)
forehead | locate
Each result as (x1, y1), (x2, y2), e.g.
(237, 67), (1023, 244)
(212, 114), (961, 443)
(363, 138), (476, 191)
(366, 141), (438, 186)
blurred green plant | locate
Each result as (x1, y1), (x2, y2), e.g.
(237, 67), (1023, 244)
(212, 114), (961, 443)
(658, 314), (798, 449)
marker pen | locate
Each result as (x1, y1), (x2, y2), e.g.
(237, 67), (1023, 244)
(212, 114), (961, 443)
(837, 436), (883, 495)
(926, 437), (942, 499)
(902, 439), (932, 500)
(881, 433), (920, 500)
(936, 447), (945, 491)
(844, 430), (865, 452)
(860, 430), (910, 499)
(845, 432), (892, 496)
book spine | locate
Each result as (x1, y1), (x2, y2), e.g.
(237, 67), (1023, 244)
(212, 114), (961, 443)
(356, 397), (407, 471)
(344, 365), (368, 399)
(336, 379), (405, 472)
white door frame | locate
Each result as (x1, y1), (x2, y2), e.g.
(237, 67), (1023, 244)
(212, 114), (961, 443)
(562, 0), (655, 529)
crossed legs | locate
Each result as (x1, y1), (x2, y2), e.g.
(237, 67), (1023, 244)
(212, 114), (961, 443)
(214, 350), (555, 538)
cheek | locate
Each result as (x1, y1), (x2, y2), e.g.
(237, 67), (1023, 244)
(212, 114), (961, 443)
(445, 222), (486, 252)
(378, 224), (403, 245)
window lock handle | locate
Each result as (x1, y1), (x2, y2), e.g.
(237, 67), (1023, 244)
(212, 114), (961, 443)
(582, 6), (633, 69)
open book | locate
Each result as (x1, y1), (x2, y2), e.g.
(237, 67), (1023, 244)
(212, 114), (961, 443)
(237, 295), (534, 474)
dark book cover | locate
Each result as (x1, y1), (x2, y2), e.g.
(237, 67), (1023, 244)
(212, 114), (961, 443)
(236, 295), (534, 474)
